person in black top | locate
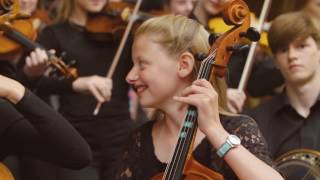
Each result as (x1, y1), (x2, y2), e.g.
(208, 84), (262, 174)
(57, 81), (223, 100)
(19, 0), (138, 180)
(245, 10), (320, 174)
(0, 72), (91, 170)
(109, 15), (283, 180)
(248, 12), (320, 158)
(20, 0), (137, 179)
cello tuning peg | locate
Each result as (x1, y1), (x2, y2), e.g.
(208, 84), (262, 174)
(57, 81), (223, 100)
(227, 44), (250, 53)
(208, 33), (220, 46)
(194, 53), (207, 61)
(240, 27), (260, 42)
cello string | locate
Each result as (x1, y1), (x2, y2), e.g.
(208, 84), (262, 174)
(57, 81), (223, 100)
(164, 50), (216, 179)
(164, 50), (217, 178)
(170, 55), (215, 179)
(164, 51), (216, 179)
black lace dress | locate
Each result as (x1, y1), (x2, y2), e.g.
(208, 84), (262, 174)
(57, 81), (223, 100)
(110, 114), (273, 180)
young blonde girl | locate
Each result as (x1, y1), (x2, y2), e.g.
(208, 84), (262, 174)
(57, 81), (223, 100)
(110, 15), (283, 180)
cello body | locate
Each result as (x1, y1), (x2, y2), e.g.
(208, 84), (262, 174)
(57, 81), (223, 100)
(152, 156), (223, 180)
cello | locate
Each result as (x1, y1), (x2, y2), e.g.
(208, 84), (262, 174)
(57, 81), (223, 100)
(152, 0), (259, 179)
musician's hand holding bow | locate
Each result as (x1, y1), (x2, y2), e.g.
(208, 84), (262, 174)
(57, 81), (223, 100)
(72, 76), (112, 103)
(227, 88), (246, 113)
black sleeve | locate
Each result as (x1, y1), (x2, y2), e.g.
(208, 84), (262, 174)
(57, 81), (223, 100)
(227, 48), (284, 97)
(0, 89), (91, 169)
(246, 55), (284, 97)
(109, 136), (136, 180)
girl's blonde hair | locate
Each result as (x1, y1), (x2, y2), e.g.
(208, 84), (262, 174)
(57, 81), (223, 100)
(55, 0), (76, 22)
(135, 15), (228, 114)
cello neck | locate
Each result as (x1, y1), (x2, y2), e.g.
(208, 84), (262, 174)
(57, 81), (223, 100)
(163, 52), (216, 180)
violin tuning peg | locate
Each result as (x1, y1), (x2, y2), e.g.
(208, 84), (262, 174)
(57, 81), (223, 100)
(240, 27), (260, 42)
(208, 33), (220, 46)
(49, 68), (59, 78)
(1, 0), (14, 13)
(60, 51), (67, 59)
(0, 1), (10, 10)
(68, 60), (77, 66)
(194, 53), (207, 61)
(58, 76), (65, 81)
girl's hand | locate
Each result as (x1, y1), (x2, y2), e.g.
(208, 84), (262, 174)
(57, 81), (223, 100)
(227, 88), (246, 113)
(72, 75), (112, 103)
(0, 75), (25, 104)
(173, 79), (223, 133)
(24, 48), (53, 78)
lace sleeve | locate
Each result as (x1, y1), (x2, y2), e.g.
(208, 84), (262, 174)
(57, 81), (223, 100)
(232, 115), (273, 165)
(110, 131), (143, 180)
(214, 115), (274, 179)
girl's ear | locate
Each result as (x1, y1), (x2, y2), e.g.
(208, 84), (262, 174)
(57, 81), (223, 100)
(177, 51), (195, 78)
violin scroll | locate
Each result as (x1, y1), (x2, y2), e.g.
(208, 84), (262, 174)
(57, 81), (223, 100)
(0, 0), (14, 15)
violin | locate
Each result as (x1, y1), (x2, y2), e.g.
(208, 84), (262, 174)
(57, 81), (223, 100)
(93, 0), (144, 115)
(30, 9), (53, 30)
(0, 163), (14, 180)
(152, 0), (259, 179)
(0, 0), (77, 79)
(0, 0), (13, 16)
(85, 1), (167, 42)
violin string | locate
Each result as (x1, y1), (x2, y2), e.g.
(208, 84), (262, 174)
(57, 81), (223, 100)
(164, 50), (216, 179)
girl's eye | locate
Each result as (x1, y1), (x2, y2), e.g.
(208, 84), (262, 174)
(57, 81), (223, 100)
(138, 61), (146, 70)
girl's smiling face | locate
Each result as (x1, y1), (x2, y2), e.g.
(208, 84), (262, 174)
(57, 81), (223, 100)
(126, 34), (181, 108)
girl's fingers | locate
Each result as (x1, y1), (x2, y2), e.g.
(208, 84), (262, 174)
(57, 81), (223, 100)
(180, 80), (215, 97)
(88, 85), (105, 103)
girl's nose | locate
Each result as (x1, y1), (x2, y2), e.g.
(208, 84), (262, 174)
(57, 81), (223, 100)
(126, 68), (139, 84)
